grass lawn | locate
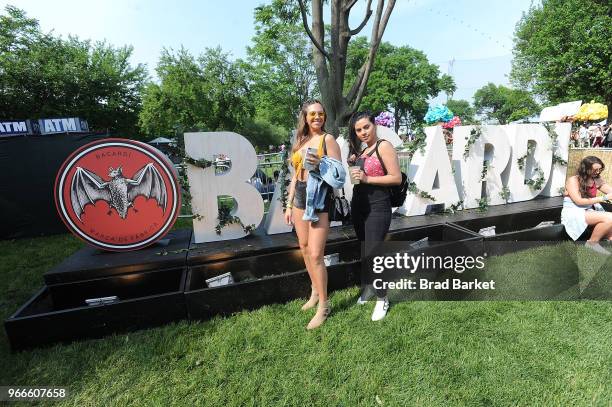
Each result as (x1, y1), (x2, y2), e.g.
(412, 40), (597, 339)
(0, 232), (611, 406)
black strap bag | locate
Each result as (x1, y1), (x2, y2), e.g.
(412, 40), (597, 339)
(329, 188), (351, 223)
(373, 139), (409, 207)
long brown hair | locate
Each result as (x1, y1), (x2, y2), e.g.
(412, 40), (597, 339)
(576, 156), (605, 198)
(292, 99), (327, 153)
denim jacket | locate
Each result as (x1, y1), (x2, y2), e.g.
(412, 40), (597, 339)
(303, 156), (346, 222)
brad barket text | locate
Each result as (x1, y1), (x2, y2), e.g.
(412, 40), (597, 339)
(373, 278), (496, 291)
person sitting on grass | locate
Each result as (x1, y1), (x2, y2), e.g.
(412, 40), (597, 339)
(561, 156), (612, 255)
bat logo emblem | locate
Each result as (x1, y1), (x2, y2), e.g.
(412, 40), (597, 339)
(55, 138), (180, 251)
(71, 163), (167, 221)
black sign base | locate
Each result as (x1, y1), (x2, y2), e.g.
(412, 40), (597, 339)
(5, 198), (570, 350)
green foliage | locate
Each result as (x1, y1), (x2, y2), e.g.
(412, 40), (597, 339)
(552, 153), (568, 167)
(481, 160), (491, 182)
(511, 0), (612, 115)
(517, 141), (537, 170)
(463, 126), (483, 159)
(525, 166), (546, 190)
(476, 196), (489, 212)
(446, 99), (477, 124)
(0, 6), (147, 137)
(444, 200), (464, 214)
(407, 181), (436, 201)
(346, 38), (455, 132)
(401, 129), (428, 161)
(215, 203), (255, 236)
(238, 116), (287, 149)
(247, 3), (318, 129)
(139, 47), (253, 141)
(473, 83), (540, 124)
(499, 186), (511, 203)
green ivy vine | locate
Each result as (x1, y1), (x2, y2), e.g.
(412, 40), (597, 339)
(444, 200), (464, 214)
(525, 166), (546, 190)
(476, 196), (489, 212)
(167, 143), (253, 235)
(407, 181), (436, 201)
(463, 126), (483, 160)
(499, 186), (511, 203)
(516, 141), (536, 170)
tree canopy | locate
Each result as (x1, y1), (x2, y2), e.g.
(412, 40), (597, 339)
(139, 47), (252, 136)
(446, 99), (477, 124)
(346, 37), (455, 132)
(473, 83), (540, 125)
(246, 2), (318, 130)
(511, 0), (611, 119)
(0, 6), (147, 136)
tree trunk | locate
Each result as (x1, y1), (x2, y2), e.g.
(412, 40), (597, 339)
(298, 0), (396, 137)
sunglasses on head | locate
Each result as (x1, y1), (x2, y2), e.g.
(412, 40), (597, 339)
(307, 111), (326, 118)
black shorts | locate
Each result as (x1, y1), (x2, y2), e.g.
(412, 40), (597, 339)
(293, 180), (332, 213)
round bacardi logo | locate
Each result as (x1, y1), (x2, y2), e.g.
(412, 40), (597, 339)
(55, 138), (180, 251)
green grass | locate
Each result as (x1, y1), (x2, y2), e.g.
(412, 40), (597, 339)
(0, 234), (611, 406)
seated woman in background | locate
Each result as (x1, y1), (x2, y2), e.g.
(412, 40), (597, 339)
(561, 156), (612, 254)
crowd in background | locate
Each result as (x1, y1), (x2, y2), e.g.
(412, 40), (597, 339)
(572, 123), (612, 148)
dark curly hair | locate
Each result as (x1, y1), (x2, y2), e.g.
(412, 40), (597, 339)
(576, 156), (605, 198)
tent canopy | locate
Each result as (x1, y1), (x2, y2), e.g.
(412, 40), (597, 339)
(148, 137), (174, 144)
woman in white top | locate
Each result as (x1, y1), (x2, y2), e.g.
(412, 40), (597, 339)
(561, 156), (612, 253)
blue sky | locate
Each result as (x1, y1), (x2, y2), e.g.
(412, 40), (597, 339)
(1, 0), (536, 103)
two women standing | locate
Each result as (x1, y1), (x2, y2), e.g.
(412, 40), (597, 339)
(285, 103), (400, 328)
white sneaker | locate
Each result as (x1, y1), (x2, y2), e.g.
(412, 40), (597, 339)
(585, 241), (611, 256)
(371, 297), (389, 321)
(357, 285), (374, 304)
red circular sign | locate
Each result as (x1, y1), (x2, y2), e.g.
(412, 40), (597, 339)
(55, 138), (180, 251)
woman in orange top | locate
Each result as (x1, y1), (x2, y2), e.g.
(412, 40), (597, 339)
(284, 99), (341, 330)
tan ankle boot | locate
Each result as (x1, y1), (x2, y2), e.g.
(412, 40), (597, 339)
(306, 300), (330, 330)
(301, 286), (319, 311)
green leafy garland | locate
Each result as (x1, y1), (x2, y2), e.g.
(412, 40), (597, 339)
(407, 181), (436, 201)
(476, 196), (489, 212)
(444, 200), (464, 214)
(480, 160), (491, 181)
(516, 141), (536, 170)
(402, 129), (427, 160)
(543, 123), (567, 167)
(215, 204), (256, 235)
(543, 122), (558, 146)
(276, 149), (290, 209)
(525, 166), (546, 190)
(463, 126), (483, 160)
(552, 153), (568, 167)
(499, 186), (511, 203)
(167, 144), (214, 205)
(167, 143), (253, 235)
